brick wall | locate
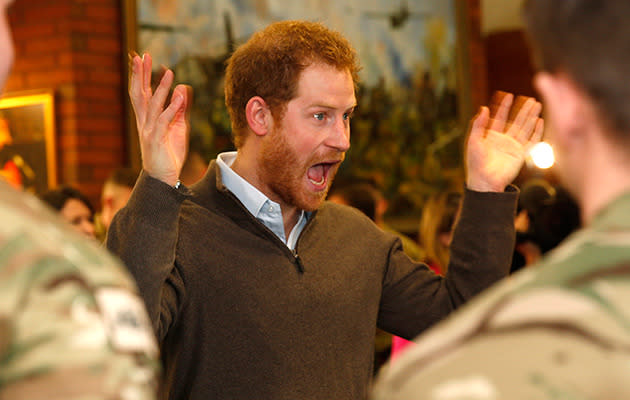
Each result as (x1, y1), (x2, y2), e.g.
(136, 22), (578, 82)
(7, 0), (127, 207)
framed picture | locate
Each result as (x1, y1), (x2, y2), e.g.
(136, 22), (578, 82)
(0, 90), (56, 194)
(123, 0), (471, 216)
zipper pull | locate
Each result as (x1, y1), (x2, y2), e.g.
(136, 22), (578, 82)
(292, 249), (304, 273)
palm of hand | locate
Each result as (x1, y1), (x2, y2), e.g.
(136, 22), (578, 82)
(468, 128), (527, 191)
(465, 93), (543, 192)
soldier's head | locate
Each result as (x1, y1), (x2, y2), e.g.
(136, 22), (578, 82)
(523, 0), (630, 207)
(524, 1), (630, 143)
(224, 20), (360, 149)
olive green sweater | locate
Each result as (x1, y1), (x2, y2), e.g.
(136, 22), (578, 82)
(107, 161), (517, 400)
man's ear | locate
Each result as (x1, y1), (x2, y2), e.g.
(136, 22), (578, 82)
(245, 96), (271, 137)
(534, 71), (586, 146)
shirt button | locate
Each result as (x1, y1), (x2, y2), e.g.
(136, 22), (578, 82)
(268, 206), (274, 212)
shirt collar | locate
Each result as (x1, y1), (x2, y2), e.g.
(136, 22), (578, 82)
(217, 151), (269, 218)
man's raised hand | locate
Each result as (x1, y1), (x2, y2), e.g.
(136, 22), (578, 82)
(129, 53), (191, 187)
(466, 91), (544, 192)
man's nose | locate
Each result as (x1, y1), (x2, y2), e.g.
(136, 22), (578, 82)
(327, 118), (350, 152)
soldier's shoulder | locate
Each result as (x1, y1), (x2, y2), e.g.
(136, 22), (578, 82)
(0, 185), (159, 399)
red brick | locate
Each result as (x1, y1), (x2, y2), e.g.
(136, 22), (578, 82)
(57, 53), (74, 68)
(76, 101), (123, 117)
(87, 69), (124, 86)
(77, 117), (123, 133)
(83, 5), (118, 21)
(75, 85), (120, 101)
(26, 70), (76, 87)
(76, 100), (123, 117)
(87, 37), (122, 54)
(91, 166), (116, 182)
(69, 20), (119, 35)
(27, 4), (73, 21)
(24, 36), (73, 54)
(72, 53), (119, 68)
(12, 23), (57, 39)
(76, 149), (119, 164)
(13, 55), (59, 72)
(88, 134), (124, 149)
(4, 74), (26, 92)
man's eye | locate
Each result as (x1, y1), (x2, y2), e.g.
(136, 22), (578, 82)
(343, 112), (352, 121)
(314, 113), (325, 121)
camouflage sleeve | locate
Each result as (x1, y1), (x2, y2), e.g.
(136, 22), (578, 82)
(371, 267), (630, 400)
(0, 228), (160, 399)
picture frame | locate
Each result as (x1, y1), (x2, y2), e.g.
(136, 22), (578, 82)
(0, 89), (56, 194)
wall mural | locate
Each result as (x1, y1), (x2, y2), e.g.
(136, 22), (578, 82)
(134, 0), (465, 217)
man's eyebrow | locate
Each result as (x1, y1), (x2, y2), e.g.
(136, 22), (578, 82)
(308, 103), (357, 110)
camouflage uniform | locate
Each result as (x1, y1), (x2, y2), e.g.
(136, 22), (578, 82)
(372, 192), (630, 400)
(0, 181), (159, 400)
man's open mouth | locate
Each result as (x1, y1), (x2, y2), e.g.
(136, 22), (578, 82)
(307, 162), (338, 187)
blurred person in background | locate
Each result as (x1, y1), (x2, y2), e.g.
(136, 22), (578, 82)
(96, 167), (138, 241)
(40, 186), (97, 239)
(511, 178), (580, 272)
(417, 191), (462, 275)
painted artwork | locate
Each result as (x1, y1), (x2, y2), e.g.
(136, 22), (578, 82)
(134, 0), (464, 215)
(0, 90), (56, 195)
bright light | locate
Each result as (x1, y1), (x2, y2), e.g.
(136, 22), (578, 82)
(529, 142), (555, 169)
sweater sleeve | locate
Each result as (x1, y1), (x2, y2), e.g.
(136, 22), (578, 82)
(378, 186), (518, 339)
(105, 171), (191, 341)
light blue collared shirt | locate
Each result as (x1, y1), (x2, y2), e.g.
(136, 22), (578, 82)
(216, 152), (309, 250)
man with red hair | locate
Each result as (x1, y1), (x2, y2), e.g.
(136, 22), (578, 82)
(109, 20), (542, 400)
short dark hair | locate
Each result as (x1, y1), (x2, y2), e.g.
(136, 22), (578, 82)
(40, 186), (95, 216)
(225, 20), (361, 148)
(523, 0), (630, 141)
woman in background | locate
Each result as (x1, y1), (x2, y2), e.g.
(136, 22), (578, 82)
(40, 186), (96, 239)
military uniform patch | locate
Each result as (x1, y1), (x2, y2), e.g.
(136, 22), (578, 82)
(95, 288), (158, 356)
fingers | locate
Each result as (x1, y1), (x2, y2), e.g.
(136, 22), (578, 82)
(129, 52), (153, 130)
(488, 91), (513, 132)
(468, 106), (489, 142)
(169, 84), (192, 128)
(142, 53), (153, 96)
(128, 53), (143, 104)
(143, 68), (175, 137)
(512, 98), (543, 143)
(530, 118), (544, 145)
(156, 89), (185, 133)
